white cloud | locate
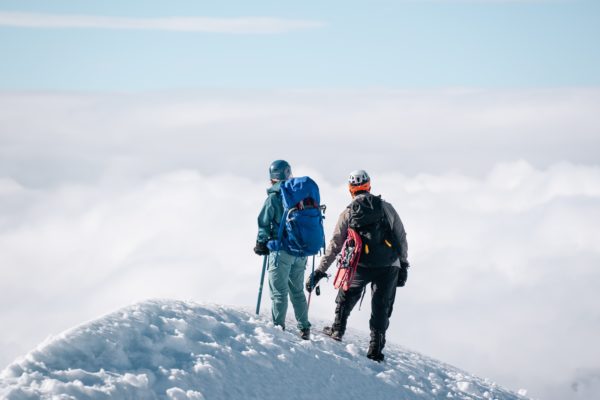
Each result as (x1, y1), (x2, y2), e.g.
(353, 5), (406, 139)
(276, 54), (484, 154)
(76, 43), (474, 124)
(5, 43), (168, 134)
(0, 164), (599, 400)
(0, 88), (598, 188)
(0, 88), (599, 400)
(0, 12), (324, 34)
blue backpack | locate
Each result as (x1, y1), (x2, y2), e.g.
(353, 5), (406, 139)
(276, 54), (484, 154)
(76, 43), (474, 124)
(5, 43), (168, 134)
(267, 177), (326, 257)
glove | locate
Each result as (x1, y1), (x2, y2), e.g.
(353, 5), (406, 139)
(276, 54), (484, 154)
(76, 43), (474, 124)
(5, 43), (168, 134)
(306, 270), (327, 293)
(397, 262), (409, 287)
(254, 241), (270, 256)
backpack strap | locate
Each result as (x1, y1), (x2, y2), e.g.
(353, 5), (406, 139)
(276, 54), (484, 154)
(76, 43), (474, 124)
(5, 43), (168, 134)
(275, 207), (289, 247)
(380, 200), (401, 250)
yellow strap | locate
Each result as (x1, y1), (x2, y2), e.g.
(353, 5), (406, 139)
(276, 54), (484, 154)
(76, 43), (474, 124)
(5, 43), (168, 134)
(365, 244), (369, 254)
(384, 240), (392, 248)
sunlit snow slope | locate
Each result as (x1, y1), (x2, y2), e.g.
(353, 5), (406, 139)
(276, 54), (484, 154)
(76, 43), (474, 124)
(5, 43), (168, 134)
(0, 300), (529, 400)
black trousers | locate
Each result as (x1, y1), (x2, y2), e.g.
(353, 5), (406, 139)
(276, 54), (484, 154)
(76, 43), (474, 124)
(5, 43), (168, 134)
(333, 266), (399, 334)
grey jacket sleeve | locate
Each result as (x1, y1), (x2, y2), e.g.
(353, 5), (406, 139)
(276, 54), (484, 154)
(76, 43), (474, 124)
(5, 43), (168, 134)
(382, 201), (408, 264)
(317, 208), (350, 273)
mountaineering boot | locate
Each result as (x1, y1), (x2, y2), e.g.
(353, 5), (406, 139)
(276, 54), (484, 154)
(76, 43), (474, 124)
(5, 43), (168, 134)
(300, 328), (311, 340)
(323, 326), (343, 341)
(366, 331), (386, 362)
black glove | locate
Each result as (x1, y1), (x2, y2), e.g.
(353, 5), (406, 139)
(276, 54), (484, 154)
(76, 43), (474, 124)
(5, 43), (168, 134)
(397, 262), (409, 287)
(254, 241), (270, 256)
(306, 270), (327, 293)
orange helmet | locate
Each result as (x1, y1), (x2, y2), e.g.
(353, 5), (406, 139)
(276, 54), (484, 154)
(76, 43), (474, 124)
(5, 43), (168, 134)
(348, 170), (371, 196)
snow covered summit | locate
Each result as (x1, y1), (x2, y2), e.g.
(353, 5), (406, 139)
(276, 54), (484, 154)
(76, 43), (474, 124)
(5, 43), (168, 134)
(0, 300), (528, 400)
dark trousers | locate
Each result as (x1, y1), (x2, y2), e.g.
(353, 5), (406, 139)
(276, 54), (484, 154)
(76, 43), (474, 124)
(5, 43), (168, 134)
(333, 266), (399, 334)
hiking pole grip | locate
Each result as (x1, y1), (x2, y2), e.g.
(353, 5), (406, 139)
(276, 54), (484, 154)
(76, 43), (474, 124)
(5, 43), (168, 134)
(256, 255), (268, 315)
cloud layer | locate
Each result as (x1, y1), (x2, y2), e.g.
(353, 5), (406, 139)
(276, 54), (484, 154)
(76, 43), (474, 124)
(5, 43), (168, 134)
(0, 12), (324, 33)
(1, 88), (599, 400)
(0, 163), (599, 400)
(1, 88), (598, 188)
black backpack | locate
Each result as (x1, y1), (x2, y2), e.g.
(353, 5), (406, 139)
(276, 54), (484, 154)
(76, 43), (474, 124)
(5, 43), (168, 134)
(348, 194), (398, 268)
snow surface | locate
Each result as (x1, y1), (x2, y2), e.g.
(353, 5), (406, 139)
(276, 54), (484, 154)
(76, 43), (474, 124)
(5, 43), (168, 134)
(0, 300), (529, 400)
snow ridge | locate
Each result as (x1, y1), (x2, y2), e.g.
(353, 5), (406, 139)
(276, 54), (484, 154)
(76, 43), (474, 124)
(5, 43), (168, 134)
(0, 300), (528, 400)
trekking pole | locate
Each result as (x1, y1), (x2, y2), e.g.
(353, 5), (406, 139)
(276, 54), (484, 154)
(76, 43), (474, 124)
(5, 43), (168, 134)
(307, 255), (316, 311)
(255, 255), (268, 315)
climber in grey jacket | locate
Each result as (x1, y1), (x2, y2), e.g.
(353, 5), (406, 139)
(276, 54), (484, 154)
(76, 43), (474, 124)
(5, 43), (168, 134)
(306, 170), (409, 362)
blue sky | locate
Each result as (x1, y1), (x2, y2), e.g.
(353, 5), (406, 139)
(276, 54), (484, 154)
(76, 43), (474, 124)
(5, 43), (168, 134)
(1, 0), (599, 91)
